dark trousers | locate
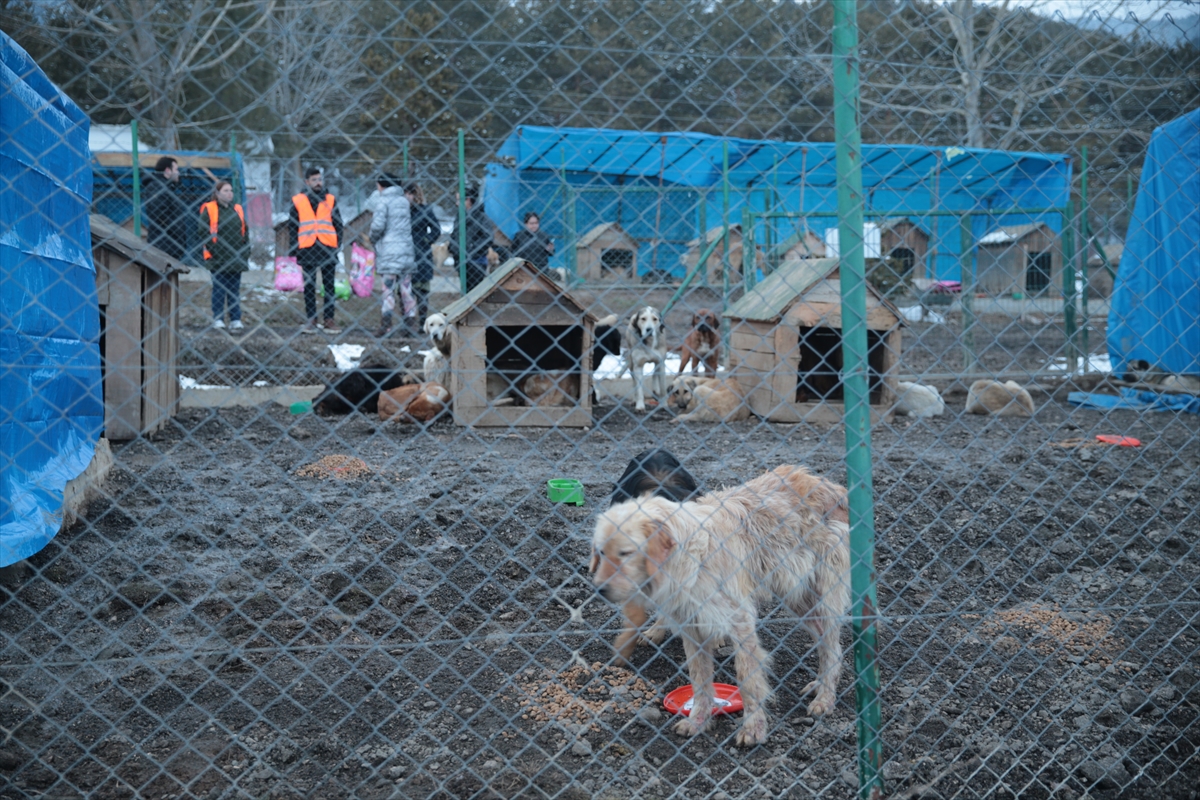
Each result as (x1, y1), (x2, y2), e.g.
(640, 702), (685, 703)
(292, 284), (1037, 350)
(210, 271), (242, 322)
(303, 260), (337, 322)
(413, 281), (430, 325)
(465, 258), (489, 294)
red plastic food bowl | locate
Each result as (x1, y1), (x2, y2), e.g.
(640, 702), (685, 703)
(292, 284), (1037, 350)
(662, 683), (744, 716)
(1096, 434), (1141, 447)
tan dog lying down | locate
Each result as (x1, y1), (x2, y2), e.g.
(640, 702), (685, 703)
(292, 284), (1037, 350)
(668, 375), (750, 422)
(591, 465), (850, 746)
(378, 382), (450, 423)
(966, 379), (1034, 416)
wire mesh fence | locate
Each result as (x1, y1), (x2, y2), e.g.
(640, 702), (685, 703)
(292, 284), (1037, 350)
(2, 1), (1199, 798)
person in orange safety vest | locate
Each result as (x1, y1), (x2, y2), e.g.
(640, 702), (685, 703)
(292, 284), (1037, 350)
(199, 180), (248, 332)
(288, 167), (344, 334)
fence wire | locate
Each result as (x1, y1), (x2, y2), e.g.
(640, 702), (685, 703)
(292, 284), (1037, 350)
(2, 1), (1199, 799)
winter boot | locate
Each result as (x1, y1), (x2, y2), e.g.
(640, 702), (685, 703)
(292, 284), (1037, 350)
(374, 313), (395, 338)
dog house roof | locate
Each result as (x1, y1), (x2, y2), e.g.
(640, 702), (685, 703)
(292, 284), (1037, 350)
(977, 222), (1053, 245)
(723, 257), (901, 326)
(440, 257), (599, 325)
(91, 214), (190, 277)
(577, 222), (635, 249)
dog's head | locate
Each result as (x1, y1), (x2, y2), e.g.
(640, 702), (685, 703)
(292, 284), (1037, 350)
(691, 308), (719, 335)
(590, 496), (679, 603)
(424, 313), (448, 342)
(667, 376), (698, 411)
(629, 306), (663, 344)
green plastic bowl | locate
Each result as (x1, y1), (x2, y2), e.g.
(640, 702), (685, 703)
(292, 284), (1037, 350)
(289, 401), (313, 414)
(547, 479), (585, 506)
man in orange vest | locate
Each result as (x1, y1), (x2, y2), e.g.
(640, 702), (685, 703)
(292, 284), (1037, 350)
(288, 166), (344, 334)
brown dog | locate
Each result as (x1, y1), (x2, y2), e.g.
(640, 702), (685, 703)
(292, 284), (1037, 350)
(378, 382), (450, 423)
(592, 465), (850, 746)
(519, 371), (581, 407)
(679, 308), (721, 375)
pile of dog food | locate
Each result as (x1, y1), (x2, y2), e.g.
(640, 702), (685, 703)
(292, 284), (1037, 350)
(294, 454), (374, 480)
(970, 603), (1125, 668)
(513, 663), (658, 731)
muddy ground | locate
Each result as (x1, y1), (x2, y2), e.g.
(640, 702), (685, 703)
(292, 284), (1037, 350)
(2, 379), (1196, 799)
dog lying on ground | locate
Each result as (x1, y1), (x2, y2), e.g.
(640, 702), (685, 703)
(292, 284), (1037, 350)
(313, 365), (411, 415)
(519, 371), (580, 407)
(623, 306), (668, 411)
(679, 308), (721, 375)
(422, 313), (451, 387)
(607, 450), (703, 666)
(592, 465), (850, 746)
(894, 381), (945, 418)
(377, 382), (450, 423)
(966, 379), (1035, 416)
(668, 375), (750, 423)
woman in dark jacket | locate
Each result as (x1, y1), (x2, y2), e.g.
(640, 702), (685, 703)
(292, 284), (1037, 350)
(510, 211), (555, 269)
(405, 183), (441, 327)
(199, 180), (249, 331)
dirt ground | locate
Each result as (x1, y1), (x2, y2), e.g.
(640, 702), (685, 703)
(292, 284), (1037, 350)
(1, 379), (1197, 799)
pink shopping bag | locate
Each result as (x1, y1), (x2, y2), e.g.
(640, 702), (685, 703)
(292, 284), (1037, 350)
(274, 256), (303, 292)
(350, 243), (376, 298)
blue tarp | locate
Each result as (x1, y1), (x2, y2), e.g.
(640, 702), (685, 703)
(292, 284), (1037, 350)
(486, 125), (1071, 278)
(1, 32), (103, 566)
(1107, 109), (1200, 379)
(1069, 389), (1200, 415)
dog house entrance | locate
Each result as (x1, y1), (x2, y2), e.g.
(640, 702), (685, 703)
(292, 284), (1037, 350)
(601, 248), (634, 277)
(485, 325), (584, 401)
(1025, 251), (1052, 293)
(795, 327), (886, 404)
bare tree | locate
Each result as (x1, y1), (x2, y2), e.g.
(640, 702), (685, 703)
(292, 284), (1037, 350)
(862, 0), (1183, 149)
(64, 0), (275, 148)
(264, 0), (365, 184)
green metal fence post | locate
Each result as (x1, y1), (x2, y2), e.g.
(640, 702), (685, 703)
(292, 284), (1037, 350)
(403, 139), (409, 183)
(1080, 146), (1090, 370)
(230, 132), (241, 205)
(698, 189), (707, 288)
(742, 206), (755, 292)
(131, 119), (141, 237)
(960, 214), (977, 378)
(457, 128), (468, 295)
(721, 140), (731, 362)
(832, 2), (884, 797)
(1063, 198), (1078, 372)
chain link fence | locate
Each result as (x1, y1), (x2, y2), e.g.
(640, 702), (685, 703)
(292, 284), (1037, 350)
(3, 1), (1199, 798)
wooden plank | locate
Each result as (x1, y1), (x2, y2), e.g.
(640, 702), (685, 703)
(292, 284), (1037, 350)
(466, 304), (580, 327)
(103, 258), (143, 440)
(729, 330), (776, 356)
(785, 302), (898, 331)
(456, 404), (592, 428)
(733, 348), (778, 372)
(94, 249), (110, 305)
(167, 274), (180, 418)
(93, 152), (232, 169)
(775, 325), (799, 362)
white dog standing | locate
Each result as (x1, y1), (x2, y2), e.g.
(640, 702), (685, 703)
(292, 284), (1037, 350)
(422, 313), (451, 387)
(624, 306), (668, 411)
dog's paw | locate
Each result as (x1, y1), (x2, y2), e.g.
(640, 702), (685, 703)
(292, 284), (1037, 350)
(673, 714), (711, 738)
(735, 713), (769, 747)
(640, 623), (667, 645)
(805, 688), (836, 717)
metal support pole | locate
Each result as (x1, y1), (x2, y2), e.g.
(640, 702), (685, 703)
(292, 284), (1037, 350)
(831, 2), (884, 797)
(721, 140), (731, 362)
(1080, 146), (1090, 371)
(664, 231), (726, 315)
(131, 119), (142, 237)
(1063, 198), (1078, 372)
(566, 183), (577, 283)
(230, 132), (241, 205)
(403, 140), (409, 182)
(742, 206), (756, 291)
(960, 214), (977, 378)
(698, 189), (707, 288)
(457, 128), (468, 295)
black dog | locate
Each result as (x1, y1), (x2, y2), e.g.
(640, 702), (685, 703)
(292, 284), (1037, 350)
(610, 449), (701, 506)
(592, 322), (623, 372)
(600, 449), (702, 665)
(313, 365), (412, 415)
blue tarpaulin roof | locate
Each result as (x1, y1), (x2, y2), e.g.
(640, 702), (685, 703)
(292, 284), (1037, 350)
(485, 125), (1071, 279)
(1, 32), (103, 566)
(1107, 109), (1200, 379)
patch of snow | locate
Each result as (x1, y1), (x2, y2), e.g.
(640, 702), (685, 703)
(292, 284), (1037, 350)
(179, 375), (229, 390)
(252, 380), (268, 387)
(594, 353), (723, 380)
(1045, 354), (1112, 373)
(327, 343), (365, 371)
(899, 305), (946, 325)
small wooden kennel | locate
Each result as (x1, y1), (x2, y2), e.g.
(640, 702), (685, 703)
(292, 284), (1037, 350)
(440, 258), (597, 427)
(91, 214), (189, 440)
(724, 257), (902, 424)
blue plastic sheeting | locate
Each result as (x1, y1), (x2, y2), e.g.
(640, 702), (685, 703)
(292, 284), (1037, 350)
(1107, 109), (1200, 379)
(485, 125), (1071, 278)
(1068, 389), (1200, 415)
(1, 32), (103, 566)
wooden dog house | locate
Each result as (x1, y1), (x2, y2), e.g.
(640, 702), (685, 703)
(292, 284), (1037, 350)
(440, 258), (596, 427)
(575, 222), (638, 281)
(769, 228), (827, 266)
(91, 214), (189, 440)
(878, 217), (930, 279)
(976, 223), (1063, 297)
(723, 257), (901, 424)
(680, 224), (764, 285)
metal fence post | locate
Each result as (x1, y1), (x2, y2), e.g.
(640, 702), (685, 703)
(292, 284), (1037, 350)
(1080, 146), (1090, 369)
(457, 127), (467, 295)
(1063, 198), (1078, 372)
(832, 1), (884, 797)
(742, 206), (755, 291)
(960, 214), (977, 378)
(131, 118), (141, 237)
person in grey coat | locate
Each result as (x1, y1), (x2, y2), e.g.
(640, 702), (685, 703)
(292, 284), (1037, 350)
(369, 173), (417, 337)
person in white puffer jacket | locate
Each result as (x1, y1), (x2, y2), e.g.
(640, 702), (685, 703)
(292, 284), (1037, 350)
(368, 173), (417, 337)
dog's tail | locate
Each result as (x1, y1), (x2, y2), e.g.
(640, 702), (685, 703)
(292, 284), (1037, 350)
(772, 464), (849, 525)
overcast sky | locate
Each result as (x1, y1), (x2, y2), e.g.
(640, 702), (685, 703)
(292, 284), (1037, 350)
(963, 0), (1197, 20)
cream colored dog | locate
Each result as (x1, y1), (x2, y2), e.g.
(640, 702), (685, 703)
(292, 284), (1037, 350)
(591, 465), (850, 746)
(623, 306), (668, 411)
(668, 375), (750, 423)
(966, 379), (1034, 416)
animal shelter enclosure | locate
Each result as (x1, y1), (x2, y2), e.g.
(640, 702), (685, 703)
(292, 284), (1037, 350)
(4, 4), (1199, 800)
